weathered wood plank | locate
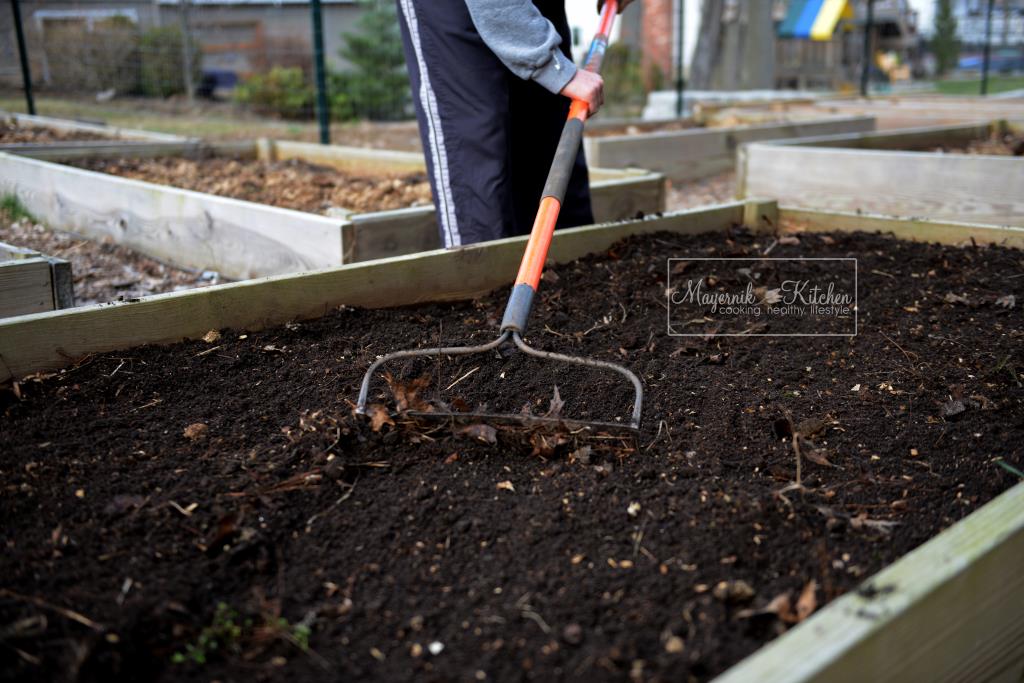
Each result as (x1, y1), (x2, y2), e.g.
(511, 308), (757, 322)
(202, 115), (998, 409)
(0, 258), (54, 318)
(778, 122), (996, 151)
(0, 110), (188, 142)
(584, 116), (876, 182)
(338, 170), (665, 263)
(715, 481), (1024, 683)
(0, 203), (746, 382)
(781, 207), (1024, 248)
(0, 152), (345, 280)
(9, 141), (208, 163)
(267, 139), (426, 174)
(740, 144), (1024, 227)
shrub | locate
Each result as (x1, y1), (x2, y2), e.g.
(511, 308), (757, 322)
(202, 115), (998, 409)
(234, 67), (315, 119)
(140, 27), (203, 98)
(602, 43), (647, 108)
(331, 0), (410, 121)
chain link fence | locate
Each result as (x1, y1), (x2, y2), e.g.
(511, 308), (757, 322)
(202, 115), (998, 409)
(1, 0), (413, 127)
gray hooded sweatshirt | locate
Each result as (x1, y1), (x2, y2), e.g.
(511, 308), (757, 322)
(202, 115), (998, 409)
(464, 0), (578, 94)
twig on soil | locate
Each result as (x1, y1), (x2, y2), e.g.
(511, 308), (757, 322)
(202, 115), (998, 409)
(445, 366), (479, 391)
(0, 589), (103, 632)
(781, 408), (802, 488)
(306, 482), (356, 529)
(167, 500), (197, 517)
(194, 344), (225, 358)
(879, 331), (919, 364)
(644, 420), (671, 451)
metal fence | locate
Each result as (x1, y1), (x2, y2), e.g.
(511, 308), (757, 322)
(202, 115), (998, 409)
(1, 0), (663, 137)
(1, 0), (413, 133)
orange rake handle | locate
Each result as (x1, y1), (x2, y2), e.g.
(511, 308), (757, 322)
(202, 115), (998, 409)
(500, 0), (618, 334)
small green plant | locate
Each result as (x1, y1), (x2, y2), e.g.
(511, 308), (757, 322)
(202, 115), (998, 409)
(1, 194), (36, 223)
(171, 602), (250, 665)
(234, 67), (314, 119)
(277, 617), (311, 651)
(995, 458), (1024, 479)
(171, 603), (314, 666)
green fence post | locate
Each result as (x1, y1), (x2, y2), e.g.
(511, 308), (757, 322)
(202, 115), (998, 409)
(311, 0), (331, 144)
(10, 0), (36, 115)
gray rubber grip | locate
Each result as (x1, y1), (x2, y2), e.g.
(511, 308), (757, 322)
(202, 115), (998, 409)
(541, 117), (585, 204)
(500, 283), (536, 334)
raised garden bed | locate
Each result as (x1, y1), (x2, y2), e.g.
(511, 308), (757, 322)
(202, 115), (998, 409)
(793, 95), (1024, 130)
(0, 140), (663, 280)
(0, 111), (187, 152)
(71, 155), (433, 215)
(0, 211), (219, 306)
(739, 121), (1024, 227)
(1, 203), (1023, 682)
(0, 239), (72, 318)
(584, 115), (875, 182)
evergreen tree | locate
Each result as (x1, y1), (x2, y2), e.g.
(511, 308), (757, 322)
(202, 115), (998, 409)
(933, 0), (960, 77)
(332, 0), (410, 121)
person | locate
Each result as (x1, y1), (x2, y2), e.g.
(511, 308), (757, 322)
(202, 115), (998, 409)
(396, 0), (634, 248)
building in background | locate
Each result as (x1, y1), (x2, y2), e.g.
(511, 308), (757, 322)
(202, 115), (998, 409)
(954, 0), (1024, 47)
(953, 0), (1024, 73)
(0, 0), (363, 92)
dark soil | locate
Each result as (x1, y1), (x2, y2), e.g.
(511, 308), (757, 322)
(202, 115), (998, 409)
(0, 120), (112, 144)
(2, 227), (1022, 683)
(68, 156), (433, 215)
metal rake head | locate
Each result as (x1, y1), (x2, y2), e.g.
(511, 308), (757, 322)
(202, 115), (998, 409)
(355, 330), (643, 433)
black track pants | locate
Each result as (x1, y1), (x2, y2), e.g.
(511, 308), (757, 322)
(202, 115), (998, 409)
(396, 0), (594, 247)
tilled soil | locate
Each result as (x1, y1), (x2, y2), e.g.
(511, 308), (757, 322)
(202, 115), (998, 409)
(0, 120), (112, 144)
(0, 214), (220, 306)
(2, 227), (1023, 683)
(70, 156), (434, 215)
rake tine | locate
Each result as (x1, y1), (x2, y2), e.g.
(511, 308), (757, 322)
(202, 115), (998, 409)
(355, 331), (511, 415)
(511, 332), (643, 431)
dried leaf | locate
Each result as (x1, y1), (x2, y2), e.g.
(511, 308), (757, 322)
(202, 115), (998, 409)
(941, 399), (966, 420)
(943, 292), (969, 305)
(545, 386), (565, 419)
(366, 404), (394, 432)
(795, 416), (830, 438)
(737, 592), (794, 621)
(803, 448), (835, 468)
(496, 480), (515, 493)
(995, 294), (1016, 309)
(202, 329), (221, 343)
(670, 260), (691, 275)
(795, 580), (818, 622)
(384, 372), (433, 412)
(529, 430), (568, 457)
(183, 423), (208, 441)
(457, 423), (497, 444)
(712, 580), (756, 604)
(850, 511), (899, 534)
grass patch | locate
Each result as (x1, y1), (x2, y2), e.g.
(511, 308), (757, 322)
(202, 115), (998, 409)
(933, 75), (1024, 96)
(0, 194), (36, 223)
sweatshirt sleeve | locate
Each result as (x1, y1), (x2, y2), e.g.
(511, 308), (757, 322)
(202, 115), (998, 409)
(464, 0), (577, 94)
